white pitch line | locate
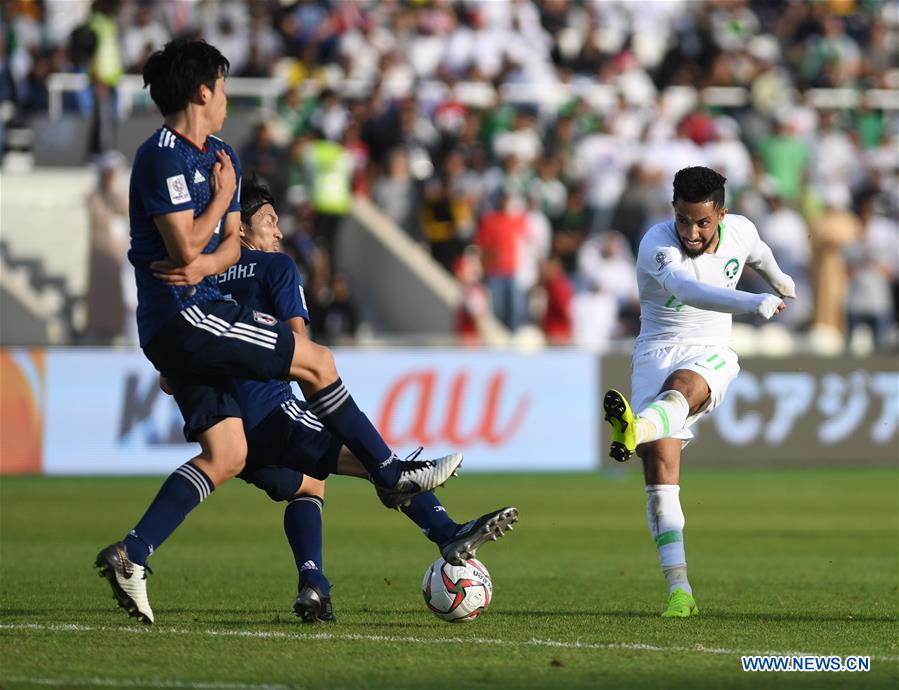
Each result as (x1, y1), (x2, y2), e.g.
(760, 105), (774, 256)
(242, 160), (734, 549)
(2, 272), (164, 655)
(1, 623), (897, 663)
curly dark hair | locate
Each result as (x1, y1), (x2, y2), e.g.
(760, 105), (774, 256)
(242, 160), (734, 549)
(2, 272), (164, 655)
(672, 167), (727, 209)
(142, 39), (229, 116)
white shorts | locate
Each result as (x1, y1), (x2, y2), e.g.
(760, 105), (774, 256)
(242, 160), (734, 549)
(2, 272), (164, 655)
(630, 344), (740, 441)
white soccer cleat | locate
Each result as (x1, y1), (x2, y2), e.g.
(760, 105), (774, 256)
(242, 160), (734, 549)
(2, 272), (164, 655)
(376, 451), (463, 509)
(95, 542), (155, 624)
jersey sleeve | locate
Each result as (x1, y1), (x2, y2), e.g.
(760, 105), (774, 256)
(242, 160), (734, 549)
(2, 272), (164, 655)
(135, 146), (195, 217)
(741, 217), (765, 264)
(267, 254), (310, 323)
(636, 234), (688, 293)
(744, 217), (796, 297)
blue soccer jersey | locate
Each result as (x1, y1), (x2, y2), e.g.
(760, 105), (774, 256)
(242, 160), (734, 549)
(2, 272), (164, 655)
(128, 126), (242, 346)
(220, 247), (310, 430)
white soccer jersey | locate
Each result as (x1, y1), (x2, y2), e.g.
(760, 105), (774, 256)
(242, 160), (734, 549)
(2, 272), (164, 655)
(635, 214), (764, 350)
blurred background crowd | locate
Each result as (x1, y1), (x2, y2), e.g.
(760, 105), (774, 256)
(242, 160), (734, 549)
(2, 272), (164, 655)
(2, 0), (898, 352)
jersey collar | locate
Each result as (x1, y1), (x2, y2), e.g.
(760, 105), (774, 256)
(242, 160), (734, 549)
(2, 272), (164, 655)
(167, 126), (207, 153)
(713, 221), (725, 253)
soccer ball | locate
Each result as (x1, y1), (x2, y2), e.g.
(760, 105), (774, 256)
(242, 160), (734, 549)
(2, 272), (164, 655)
(422, 557), (492, 622)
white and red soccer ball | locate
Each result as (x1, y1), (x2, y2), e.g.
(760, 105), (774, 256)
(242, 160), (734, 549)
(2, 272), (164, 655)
(422, 557), (492, 622)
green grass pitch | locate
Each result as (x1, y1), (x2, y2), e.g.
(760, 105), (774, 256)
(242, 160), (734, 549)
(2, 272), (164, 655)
(1, 468), (896, 689)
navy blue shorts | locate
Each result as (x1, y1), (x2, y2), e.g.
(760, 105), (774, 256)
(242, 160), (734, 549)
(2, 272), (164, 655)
(239, 398), (343, 502)
(143, 300), (295, 441)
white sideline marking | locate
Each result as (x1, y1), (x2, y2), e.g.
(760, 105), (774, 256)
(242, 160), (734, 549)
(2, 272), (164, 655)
(2, 622), (897, 663)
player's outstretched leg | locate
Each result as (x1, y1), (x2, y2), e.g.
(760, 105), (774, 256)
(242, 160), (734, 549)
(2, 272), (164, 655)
(439, 506), (519, 566)
(635, 390), (691, 447)
(603, 390), (639, 462)
(95, 457), (219, 624)
(94, 418), (243, 624)
(375, 448), (463, 509)
(94, 542), (154, 624)
(305, 378), (463, 495)
(386, 489), (518, 565)
(604, 388), (693, 462)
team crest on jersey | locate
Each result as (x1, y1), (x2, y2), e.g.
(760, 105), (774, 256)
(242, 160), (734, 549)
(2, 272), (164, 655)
(253, 310), (276, 326)
(166, 174), (191, 204)
(724, 258), (740, 280)
(655, 251), (672, 271)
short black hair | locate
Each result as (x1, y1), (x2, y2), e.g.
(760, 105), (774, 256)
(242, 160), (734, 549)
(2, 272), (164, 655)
(240, 176), (275, 225)
(672, 166), (727, 209)
(142, 39), (229, 116)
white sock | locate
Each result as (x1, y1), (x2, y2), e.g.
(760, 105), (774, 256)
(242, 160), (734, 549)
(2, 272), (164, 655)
(637, 390), (690, 444)
(645, 484), (692, 595)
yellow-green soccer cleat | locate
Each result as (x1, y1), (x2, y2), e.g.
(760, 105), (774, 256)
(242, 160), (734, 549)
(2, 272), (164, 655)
(603, 389), (638, 462)
(662, 588), (699, 618)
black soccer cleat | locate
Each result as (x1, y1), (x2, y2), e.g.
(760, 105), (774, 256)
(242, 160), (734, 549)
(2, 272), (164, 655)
(293, 583), (336, 623)
(95, 542), (154, 624)
(439, 506), (519, 566)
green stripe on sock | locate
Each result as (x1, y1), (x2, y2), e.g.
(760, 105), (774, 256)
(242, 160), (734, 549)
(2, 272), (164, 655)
(647, 403), (670, 437)
(706, 354), (718, 362)
(714, 360), (726, 370)
(655, 530), (683, 548)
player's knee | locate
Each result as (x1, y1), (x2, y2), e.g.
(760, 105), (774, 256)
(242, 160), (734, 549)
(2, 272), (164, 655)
(213, 439), (247, 480)
(292, 337), (338, 389)
(295, 476), (325, 500)
(662, 371), (708, 411)
(307, 343), (338, 388)
(662, 371), (693, 394)
(264, 474), (303, 502)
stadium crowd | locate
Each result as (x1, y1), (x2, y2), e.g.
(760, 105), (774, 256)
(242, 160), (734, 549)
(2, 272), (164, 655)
(2, 0), (897, 351)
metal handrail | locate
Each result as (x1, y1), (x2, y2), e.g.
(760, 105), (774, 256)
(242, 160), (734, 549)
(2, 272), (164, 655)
(46, 72), (899, 121)
(47, 73), (289, 120)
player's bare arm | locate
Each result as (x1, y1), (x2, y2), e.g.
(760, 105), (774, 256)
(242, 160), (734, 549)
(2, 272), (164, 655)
(153, 150), (236, 266)
(150, 211), (241, 285)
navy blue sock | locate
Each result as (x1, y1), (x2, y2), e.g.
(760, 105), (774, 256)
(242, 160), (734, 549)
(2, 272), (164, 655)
(307, 378), (399, 488)
(400, 491), (459, 545)
(124, 462), (214, 566)
(285, 496), (330, 596)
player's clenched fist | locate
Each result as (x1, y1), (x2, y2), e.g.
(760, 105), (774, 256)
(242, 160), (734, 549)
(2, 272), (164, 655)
(755, 293), (786, 319)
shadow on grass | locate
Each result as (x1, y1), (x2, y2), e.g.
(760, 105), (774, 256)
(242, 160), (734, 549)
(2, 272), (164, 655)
(3, 608), (893, 627)
(495, 609), (898, 624)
